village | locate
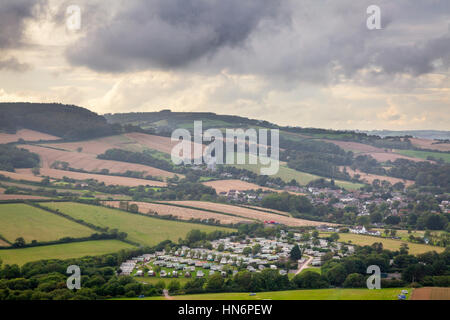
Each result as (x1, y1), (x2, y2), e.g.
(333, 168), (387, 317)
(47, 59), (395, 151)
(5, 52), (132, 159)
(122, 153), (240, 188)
(119, 230), (356, 280)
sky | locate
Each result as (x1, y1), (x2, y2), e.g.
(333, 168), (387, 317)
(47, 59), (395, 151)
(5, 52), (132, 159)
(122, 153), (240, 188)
(0, 0), (449, 131)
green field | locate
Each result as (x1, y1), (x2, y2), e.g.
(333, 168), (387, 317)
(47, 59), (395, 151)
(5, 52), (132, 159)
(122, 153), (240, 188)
(334, 233), (445, 255)
(43, 202), (234, 246)
(0, 203), (93, 243)
(138, 276), (193, 287)
(230, 161), (362, 190)
(394, 149), (450, 163)
(0, 240), (134, 265)
(128, 288), (412, 300)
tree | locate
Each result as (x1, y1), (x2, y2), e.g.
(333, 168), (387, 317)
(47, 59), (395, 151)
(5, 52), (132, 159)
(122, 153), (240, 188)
(243, 247), (252, 256)
(206, 274), (224, 292)
(343, 273), (365, 288)
(290, 245), (302, 261)
(329, 233), (340, 242)
(292, 271), (328, 289)
(326, 264), (347, 286)
(128, 204), (139, 213)
(399, 243), (409, 255)
(168, 280), (180, 293)
(13, 237), (26, 248)
(252, 244), (261, 255)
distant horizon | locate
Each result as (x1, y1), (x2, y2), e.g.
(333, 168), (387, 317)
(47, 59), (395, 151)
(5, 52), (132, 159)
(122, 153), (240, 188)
(1, 1), (449, 131)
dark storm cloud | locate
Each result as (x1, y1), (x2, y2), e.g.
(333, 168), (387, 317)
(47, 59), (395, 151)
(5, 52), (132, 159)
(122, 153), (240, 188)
(66, 0), (287, 72)
(0, 0), (47, 49)
(65, 0), (450, 82)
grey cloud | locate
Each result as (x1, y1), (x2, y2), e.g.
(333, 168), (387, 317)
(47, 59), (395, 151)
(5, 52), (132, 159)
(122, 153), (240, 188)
(65, 0), (450, 84)
(0, 0), (47, 49)
(66, 0), (287, 72)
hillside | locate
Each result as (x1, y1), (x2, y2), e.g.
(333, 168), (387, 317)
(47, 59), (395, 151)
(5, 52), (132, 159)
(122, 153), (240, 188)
(0, 103), (120, 140)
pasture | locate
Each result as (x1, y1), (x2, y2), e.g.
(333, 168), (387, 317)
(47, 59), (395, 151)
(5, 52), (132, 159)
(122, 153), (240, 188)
(0, 240), (134, 266)
(335, 233), (445, 255)
(0, 203), (93, 243)
(394, 149), (450, 163)
(131, 288), (412, 300)
(43, 202), (234, 246)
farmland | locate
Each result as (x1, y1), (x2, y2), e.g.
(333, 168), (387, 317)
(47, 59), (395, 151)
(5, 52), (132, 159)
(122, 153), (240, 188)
(21, 144), (176, 179)
(394, 149), (450, 163)
(0, 203), (93, 243)
(123, 132), (205, 157)
(0, 240), (134, 266)
(160, 201), (331, 227)
(341, 167), (414, 187)
(410, 138), (450, 152)
(202, 179), (276, 193)
(131, 288), (412, 300)
(103, 201), (253, 225)
(43, 202), (234, 246)
(39, 168), (167, 187)
(230, 162), (363, 190)
(0, 170), (43, 182)
(410, 287), (450, 300)
(203, 179), (306, 196)
(333, 233), (445, 255)
(0, 194), (50, 201)
(0, 129), (60, 144)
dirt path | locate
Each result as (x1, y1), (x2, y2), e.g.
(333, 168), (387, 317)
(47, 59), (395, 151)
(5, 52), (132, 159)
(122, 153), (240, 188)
(295, 256), (313, 275)
(163, 289), (173, 300)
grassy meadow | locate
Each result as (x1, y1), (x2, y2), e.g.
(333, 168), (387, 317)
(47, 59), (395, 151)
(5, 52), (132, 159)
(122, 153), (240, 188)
(43, 202), (234, 246)
(0, 240), (134, 265)
(394, 149), (450, 163)
(0, 203), (93, 243)
(334, 233), (445, 255)
(126, 288), (412, 300)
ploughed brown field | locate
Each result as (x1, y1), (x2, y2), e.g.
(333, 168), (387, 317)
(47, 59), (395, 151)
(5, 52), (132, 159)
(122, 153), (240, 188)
(123, 132), (205, 157)
(38, 168), (167, 187)
(410, 287), (450, 300)
(102, 201), (252, 225)
(203, 179), (305, 196)
(203, 179), (277, 193)
(21, 144), (175, 179)
(340, 167), (414, 187)
(322, 139), (426, 162)
(0, 239), (9, 247)
(0, 194), (49, 200)
(322, 139), (383, 153)
(0, 170), (43, 182)
(160, 201), (333, 227)
(240, 205), (291, 217)
(410, 138), (450, 152)
(0, 129), (60, 144)
(360, 152), (428, 163)
(43, 135), (137, 155)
